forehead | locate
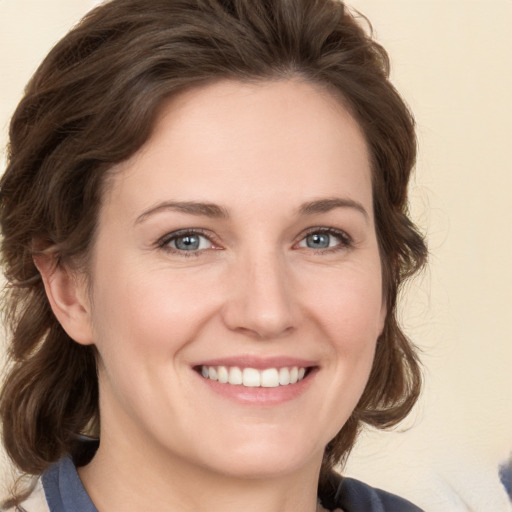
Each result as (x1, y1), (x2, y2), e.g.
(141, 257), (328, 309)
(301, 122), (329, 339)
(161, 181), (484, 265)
(104, 79), (373, 218)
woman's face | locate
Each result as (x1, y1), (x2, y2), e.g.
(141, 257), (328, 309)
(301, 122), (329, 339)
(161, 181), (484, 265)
(82, 79), (385, 478)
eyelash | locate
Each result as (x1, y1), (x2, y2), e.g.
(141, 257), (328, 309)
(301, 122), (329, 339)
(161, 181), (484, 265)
(156, 227), (353, 257)
(297, 227), (353, 254)
(157, 228), (217, 257)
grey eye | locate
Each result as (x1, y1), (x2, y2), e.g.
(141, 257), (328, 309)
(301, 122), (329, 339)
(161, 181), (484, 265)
(173, 234), (206, 251)
(159, 230), (215, 254)
(305, 233), (331, 249)
(297, 229), (350, 251)
(175, 235), (199, 250)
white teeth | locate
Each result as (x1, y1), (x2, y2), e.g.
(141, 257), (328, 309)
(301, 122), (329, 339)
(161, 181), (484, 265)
(242, 368), (260, 387)
(261, 368), (279, 388)
(217, 366), (229, 383)
(278, 367), (290, 385)
(199, 365), (309, 387)
(228, 366), (243, 385)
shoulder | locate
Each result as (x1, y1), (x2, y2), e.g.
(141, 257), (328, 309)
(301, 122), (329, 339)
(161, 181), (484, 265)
(320, 473), (424, 512)
(2, 478), (50, 512)
(335, 477), (424, 512)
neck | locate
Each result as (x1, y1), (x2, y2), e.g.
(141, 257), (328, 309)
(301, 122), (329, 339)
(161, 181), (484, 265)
(78, 428), (326, 512)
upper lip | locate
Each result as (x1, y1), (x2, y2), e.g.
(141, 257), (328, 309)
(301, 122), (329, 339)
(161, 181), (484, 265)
(192, 356), (319, 370)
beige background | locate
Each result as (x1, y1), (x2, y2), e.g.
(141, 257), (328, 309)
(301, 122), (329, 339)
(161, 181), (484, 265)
(1, 1), (511, 510)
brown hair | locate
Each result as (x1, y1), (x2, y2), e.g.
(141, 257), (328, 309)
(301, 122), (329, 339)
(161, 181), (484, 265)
(0, 0), (426, 491)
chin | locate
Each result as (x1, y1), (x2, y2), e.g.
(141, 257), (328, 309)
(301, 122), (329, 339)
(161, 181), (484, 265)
(209, 453), (316, 480)
(191, 430), (326, 480)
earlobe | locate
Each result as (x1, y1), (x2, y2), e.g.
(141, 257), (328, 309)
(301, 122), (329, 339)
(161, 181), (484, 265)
(33, 252), (94, 346)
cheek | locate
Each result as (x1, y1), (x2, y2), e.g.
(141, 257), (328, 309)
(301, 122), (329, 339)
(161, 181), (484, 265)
(88, 268), (213, 417)
(301, 263), (384, 409)
(303, 264), (385, 343)
(89, 264), (222, 364)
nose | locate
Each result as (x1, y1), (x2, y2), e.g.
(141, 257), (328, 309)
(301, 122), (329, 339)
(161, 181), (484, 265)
(221, 249), (298, 340)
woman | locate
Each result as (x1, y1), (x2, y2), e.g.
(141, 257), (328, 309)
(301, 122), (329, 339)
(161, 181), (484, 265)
(0, 0), (427, 511)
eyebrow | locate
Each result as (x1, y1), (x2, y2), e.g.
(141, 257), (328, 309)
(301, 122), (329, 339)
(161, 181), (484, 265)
(135, 197), (369, 224)
(135, 201), (229, 224)
(298, 197), (369, 222)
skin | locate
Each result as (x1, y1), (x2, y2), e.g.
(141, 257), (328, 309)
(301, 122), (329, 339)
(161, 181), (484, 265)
(40, 79), (385, 512)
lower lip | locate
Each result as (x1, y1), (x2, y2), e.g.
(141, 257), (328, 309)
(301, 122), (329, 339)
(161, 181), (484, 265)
(195, 369), (317, 406)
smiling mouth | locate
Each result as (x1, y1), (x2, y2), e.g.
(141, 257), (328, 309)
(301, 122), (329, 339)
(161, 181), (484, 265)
(195, 365), (314, 388)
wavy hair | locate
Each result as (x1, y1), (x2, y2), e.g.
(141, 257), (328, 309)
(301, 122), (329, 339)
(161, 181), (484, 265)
(0, 0), (427, 497)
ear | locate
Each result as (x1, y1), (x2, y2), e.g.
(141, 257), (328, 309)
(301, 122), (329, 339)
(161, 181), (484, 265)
(34, 252), (94, 346)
